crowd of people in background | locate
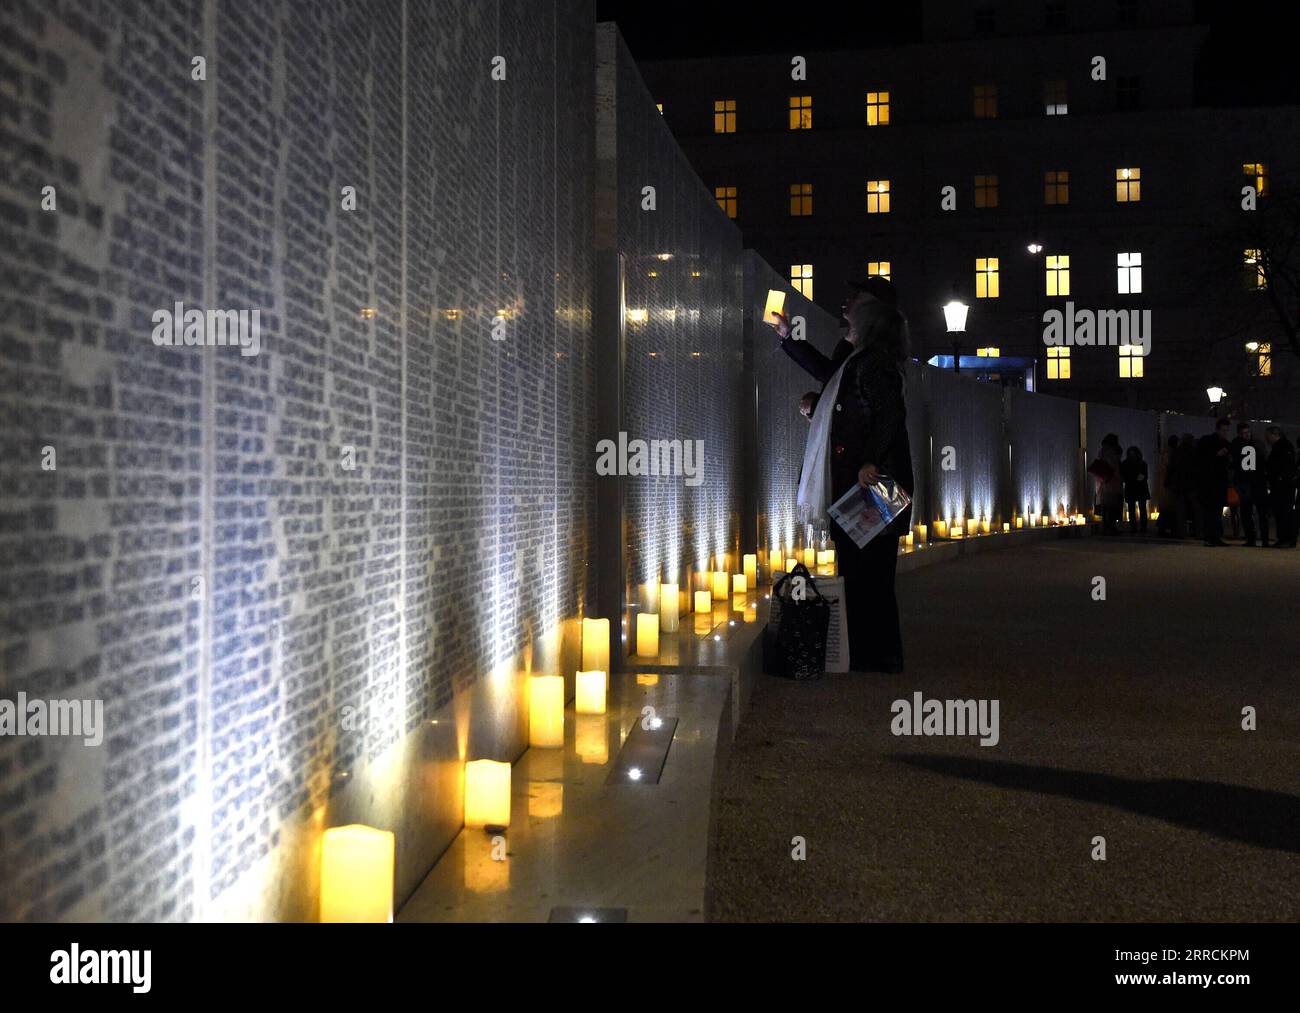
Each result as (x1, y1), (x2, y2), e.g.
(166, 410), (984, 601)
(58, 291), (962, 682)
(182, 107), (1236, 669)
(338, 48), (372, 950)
(1100, 420), (1300, 548)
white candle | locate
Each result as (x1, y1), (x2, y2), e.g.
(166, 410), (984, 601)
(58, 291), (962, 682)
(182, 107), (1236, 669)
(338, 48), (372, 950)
(581, 617), (609, 674)
(659, 582), (679, 633)
(465, 759), (512, 829)
(636, 613), (659, 657)
(528, 675), (564, 748)
(320, 825), (395, 923)
(575, 670), (607, 715)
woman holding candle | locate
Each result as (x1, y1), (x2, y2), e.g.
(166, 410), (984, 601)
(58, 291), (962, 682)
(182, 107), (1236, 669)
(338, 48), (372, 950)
(775, 286), (913, 673)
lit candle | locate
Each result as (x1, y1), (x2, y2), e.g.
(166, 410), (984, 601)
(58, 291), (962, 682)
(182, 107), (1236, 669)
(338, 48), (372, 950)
(1016, 516), (1024, 529)
(732, 573), (747, 595)
(904, 532), (913, 548)
(952, 525), (965, 538)
(769, 549), (783, 574)
(933, 520), (948, 539)
(465, 759), (512, 829)
(980, 519), (991, 535)
(581, 617), (609, 675)
(528, 675), (565, 748)
(743, 554), (757, 585)
(694, 589), (711, 614)
(967, 517), (977, 536)
(659, 582), (679, 633)
(711, 570), (728, 601)
(802, 547), (816, 568)
(320, 824), (395, 923)
(824, 548), (835, 566)
(575, 670), (607, 715)
(636, 613), (659, 657)
(915, 524), (928, 544)
(786, 555), (798, 571)
(1002, 522), (1010, 533)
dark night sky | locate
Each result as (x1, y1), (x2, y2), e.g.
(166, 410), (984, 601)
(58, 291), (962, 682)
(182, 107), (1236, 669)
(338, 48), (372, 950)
(595, 0), (1300, 106)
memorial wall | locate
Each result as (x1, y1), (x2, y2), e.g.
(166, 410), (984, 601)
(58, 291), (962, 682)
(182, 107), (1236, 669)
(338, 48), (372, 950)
(0, 0), (598, 922)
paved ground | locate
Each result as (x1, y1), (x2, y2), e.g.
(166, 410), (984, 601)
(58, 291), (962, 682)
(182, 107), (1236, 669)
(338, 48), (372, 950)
(707, 536), (1300, 921)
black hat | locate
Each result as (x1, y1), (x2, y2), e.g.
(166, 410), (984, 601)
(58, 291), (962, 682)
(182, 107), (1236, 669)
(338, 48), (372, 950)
(847, 275), (898, 305)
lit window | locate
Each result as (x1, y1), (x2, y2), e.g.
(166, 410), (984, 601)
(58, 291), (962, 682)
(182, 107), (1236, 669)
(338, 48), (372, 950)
(1044, 170), (1069, 205)
(976, 257), (1000, 298)
(1119, 345), (1145, 379)
(976, 346), (1001, 357)
(715, 185), (737, 219)
(1244, 248), (1266, 290)
(789, 183), (813, 217)
(1117, 252), (1142, 294)
(975, 174), (999, 208)
(867, 179), (891, 214)
(791, 263), (813, 300)
(973, 84), (998, 119)
(1244, 162), (1269, 197)
(867, 261), (891, 280)
(656, 103), (663, 114)
(1046, 346), (1071, 380)
(1248, 341), (1272, 377)
(1116, 166), (1141, 202)
(866, 91), (890, 126)
(789, 95), (812, 130)
(1044, 79), (1068, 115)
(1046, 254), (1070, 296)
(713, 98), (736, 134)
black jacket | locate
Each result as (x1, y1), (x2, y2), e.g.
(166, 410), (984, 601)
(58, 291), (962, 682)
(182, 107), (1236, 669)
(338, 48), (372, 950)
(781, 335), (913, 513)
(1196, 433), (1231, 499)
(1265, 436), (1298, 489)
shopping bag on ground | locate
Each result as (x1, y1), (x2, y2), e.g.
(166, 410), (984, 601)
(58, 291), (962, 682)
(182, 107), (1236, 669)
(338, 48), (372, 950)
(763, 562), (835, 680)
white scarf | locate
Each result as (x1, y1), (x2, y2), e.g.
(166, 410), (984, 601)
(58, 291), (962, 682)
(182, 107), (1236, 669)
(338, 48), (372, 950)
(796, 346), (863, 525)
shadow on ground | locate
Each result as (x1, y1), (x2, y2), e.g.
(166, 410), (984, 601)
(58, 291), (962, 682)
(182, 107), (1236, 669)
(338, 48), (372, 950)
(891, 754), (1300, 855)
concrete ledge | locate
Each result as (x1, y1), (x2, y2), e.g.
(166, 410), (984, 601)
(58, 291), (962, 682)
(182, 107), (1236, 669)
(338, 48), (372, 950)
(397, 667), (731, 923)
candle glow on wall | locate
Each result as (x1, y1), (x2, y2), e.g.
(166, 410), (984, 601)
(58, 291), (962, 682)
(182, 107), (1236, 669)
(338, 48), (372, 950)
(320, 824), (395, 923)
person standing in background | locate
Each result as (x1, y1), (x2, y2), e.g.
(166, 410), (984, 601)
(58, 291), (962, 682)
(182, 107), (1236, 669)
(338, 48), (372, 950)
(1230, 422), (1269, 547)
(1096, 434), (1124, 535)
(1265, 426), (1297, 548)
(1120, 446), (1150, 535)
(1196, 419), (1233, 547)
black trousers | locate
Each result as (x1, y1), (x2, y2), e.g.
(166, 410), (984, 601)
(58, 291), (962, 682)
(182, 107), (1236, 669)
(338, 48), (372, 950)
(1198, 493), (1225, 543)
(1238, 487), (1268, 543)
(831, 521), (904, 672)
(1126, 497), (1147, 532)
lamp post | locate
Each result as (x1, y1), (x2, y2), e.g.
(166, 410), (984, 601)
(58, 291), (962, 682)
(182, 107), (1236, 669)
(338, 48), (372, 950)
(1207, 386), (1226, 419)
(1027, 241), (1044, 390)
(944, 299), (969, 374)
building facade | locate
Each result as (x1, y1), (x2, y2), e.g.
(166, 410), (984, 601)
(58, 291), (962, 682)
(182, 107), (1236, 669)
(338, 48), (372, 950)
(638, 0), (1300, 419)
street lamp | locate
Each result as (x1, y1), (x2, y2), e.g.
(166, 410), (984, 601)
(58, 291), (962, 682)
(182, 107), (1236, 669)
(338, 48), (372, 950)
(944, 299), (969, 374)
(1027, 242), (1043, 255)
(1207, 386), (1226, 403)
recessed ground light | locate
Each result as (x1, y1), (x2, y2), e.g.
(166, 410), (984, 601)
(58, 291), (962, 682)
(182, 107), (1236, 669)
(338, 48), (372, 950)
(628, 767), (642, 781)
(713, 635), (721, 641)
(650, 718), (663, 730)
(729, 620), (735, 626)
